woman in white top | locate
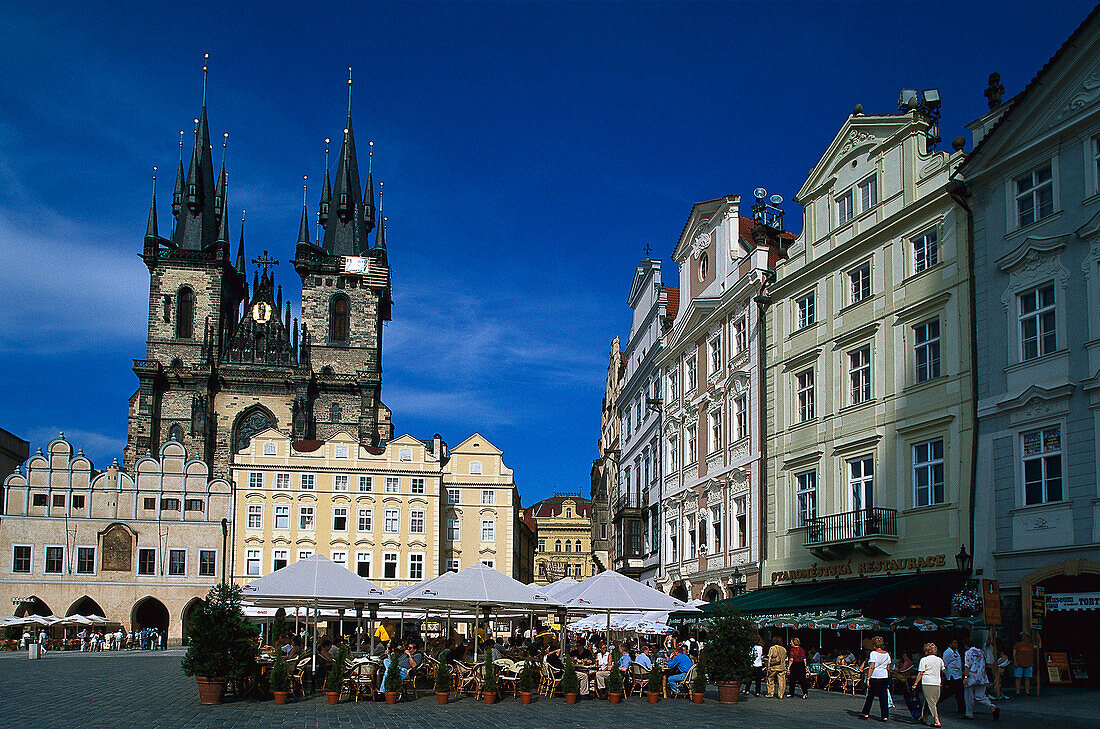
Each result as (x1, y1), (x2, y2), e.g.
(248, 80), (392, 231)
(912, 642), (945, 728)
(859, 635), (892, 721)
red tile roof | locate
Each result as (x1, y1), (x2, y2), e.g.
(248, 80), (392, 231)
(291, 439), (324, 452)
(664, 286), (680, 319)
(525, 494), (592, 519)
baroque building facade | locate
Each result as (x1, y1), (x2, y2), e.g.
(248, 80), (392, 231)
(124, 81), (392, 479)
(762, 103), (972, 611)
(1, 435), (231, 644)
(525, 494), (593, 585)
(963, 7), (1100, 665)
(614, 258), (675, 583)
(589, 338), (624, 574)
(658, 197), (783, 601)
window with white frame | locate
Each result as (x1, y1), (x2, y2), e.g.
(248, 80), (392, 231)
(409, 553), (424, 580)
(914, 318), (941, 383)
(248, 472), (263, 489)
(1015, 162), (1054, 228)
(1022, 427), (1063, 505)
(358, 475), (371, 492)
(263, 442), (277, 455)
(247, 504), (262, 529)
(1019, 284), (1056, 360)
(410, 477), (426, 494)
(76, 546), (95, 574)
(859, 175), (878, 212)
(481, 519), (495, 542)
(796, 291), (815, 329)
(331, 551), (347, 569)
(849, 345), (872, 404)
(734, 394), (748, 440)
(356, 552), (371, 577)
(848, 456), (875, 511)
(333, 474), (349, 491)
(623, 465), (631, 492)
(274, 473), (290, 490)
(668, 434), (678, 472)
(685, 354), (697, 392)
(44, 545), (63, 574)
(837, 190), (854, 225)
(849, 261), (871, 304)
(1093, 135), (1100, 191)
(796, 368), (815, 422)
(708, 410), (721, 457)
(410, 509), (425, 534)
(481, 489), (495, 505)
(12, 545), (31, 573)
(480, 559), (495, 569)
(795, 470), (817, 528)
(167, 548), (186, 576)
(274, 504), (290, 530)
(913, 228), (939, 273)
(298, 506), (315, 530)
(446, 558), (460, 572)
(357, 508), (372, 532)
(332, 507), (348, 531)
(300, 473), (315, 490)
(384, 508), (399, 533)
(334, 445), (348, 459)
(446, 487), (460, 505)
(297, 549), (313, 561)
(913, 438), (945, 507)
(686, 514), (696, 559)
(668, 369), (678, 402)
(273, 550), (288, 571)
(469, 461), (483, 475)
(686, 424), (697, 464)
(384, 477), (400, 493)
(710, 505), (722, 552)
(383, 552), (398, 579)
(246, 549), (261, 576)
(668, 522), (678, 562)
(447, 518), (460, 540)
(199, 549), (216, 576)
(709, 336), (721, 375)
(735, 314), (748, 354)
(399, 448), (412, 462)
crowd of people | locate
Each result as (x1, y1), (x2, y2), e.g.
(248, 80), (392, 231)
(19, 626), (167, 652)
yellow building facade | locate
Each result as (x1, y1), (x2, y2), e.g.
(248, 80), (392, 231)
(525, 495), (594, 585)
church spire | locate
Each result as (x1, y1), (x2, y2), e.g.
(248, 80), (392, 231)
(364, 140), (376, 235)
(216, 174), (230, 244)
(374, 181), (387, 258)
(145, 167), (159, 240)
(235, 211), (247, 274)
(318, 138), (332, 229)
(322, 68), (366, 257)
(215, 132), (228, 220)
(172, 54), (219, 252)
(172, 131), (184, 220)
(298, 177), (311, 245)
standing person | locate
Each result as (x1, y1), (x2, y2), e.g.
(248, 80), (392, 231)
(766, 637), (788, 698)
(962, 637), (999, 720)
(1011, 632), (1034, 697)
(939, 638), (965, 716)
(858, 635), (892, 721)
(913, 642), (945, 728)
(745, 637), (764, 696)
(994, 646), (1011, 699)
(787, 637), (810, 699)
(38, 629), (49, 654)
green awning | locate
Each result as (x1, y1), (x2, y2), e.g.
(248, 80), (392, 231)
(697, 572), (955, 616)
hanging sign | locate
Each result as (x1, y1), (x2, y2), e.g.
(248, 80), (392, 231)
(343, 256), (368, 274)
(982, 579), (1001, 625)
(1031, 586), (1046, 630)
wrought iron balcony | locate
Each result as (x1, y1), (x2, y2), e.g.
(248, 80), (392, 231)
(613, 491), (645, 516)
(804, 507), (898, 559)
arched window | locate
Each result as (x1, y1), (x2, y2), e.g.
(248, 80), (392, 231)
(329, 295), (350, 343)
(168, 424), (182, 442)
(176, 287), (195, 339)
(554, 540), (561, 552)
(330, 403), (340, 422)
(564, 541), (572, 553)
(575, 539), (582, 553)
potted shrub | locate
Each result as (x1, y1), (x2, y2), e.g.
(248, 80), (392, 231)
(384, 655), (401, 703)
(691, 660), (707, 704)
(517, 659), (539, 704)
(703, 604), (756, 704)
(270, 652), (291, 704)
(646, 661), (663, 703)
(561, 655), (580, 704)
(434, 655), (452, 704)
(606, 651), (623, 704)
(481, 649), (498, 704)
(324, 646), (348, 704)
(181, 584), (258, 705)
(271, 607), (287, 646)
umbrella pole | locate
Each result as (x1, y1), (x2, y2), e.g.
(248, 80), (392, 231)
(474, 610), (479, 662)
(310, 603), (318, 693)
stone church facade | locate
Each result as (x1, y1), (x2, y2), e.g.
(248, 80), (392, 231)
(124, 81), (392, 478)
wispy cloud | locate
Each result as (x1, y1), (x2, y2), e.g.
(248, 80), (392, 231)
(23, 426), (127, 464)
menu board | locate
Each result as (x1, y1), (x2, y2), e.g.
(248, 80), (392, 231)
(1043, 652), (1072, 685)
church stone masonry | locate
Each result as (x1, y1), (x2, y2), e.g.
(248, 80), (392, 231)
(125, 82), (393, 479)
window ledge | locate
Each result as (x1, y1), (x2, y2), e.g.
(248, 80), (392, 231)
(901, 502), (954, 517)
(1008, 499), (1070, 516)
(903, 375), (947, 395)
(901, 261), (943, 287)
(1003, 348), (1069, 374)
(789, 418), (820, 432)
(838, 399), (877, 416)
(1005, 210), (1064, 242)
(838, 296), (873, 316)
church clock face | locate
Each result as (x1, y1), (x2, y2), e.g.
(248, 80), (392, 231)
(252, 302), (272, 323)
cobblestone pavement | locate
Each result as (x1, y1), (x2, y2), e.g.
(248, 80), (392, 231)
(1, 650), (1097, 729)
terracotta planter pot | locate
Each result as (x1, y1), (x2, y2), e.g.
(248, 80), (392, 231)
(195, 676), (226, 705)
(325, 691), (339, 705)
(273, 691), (289, 705)
(608, 692), (622, 704)
(384, 691), (398, 704)
(519, 691), (534, 704)
(436, 691), (449, 704)
(647, 692), (660, 703)
(692, 692), (704, 704)
(483, 691), (497, 705)
(716, 681), (740, 705)
(565, 693), (578, 704)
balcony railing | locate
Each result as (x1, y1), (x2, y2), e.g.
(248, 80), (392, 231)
(614, 491), (645, 513)
(804, 507), (898, 548)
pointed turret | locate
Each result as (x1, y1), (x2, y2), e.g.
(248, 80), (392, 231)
(172, 61), (219, 252)
(171, 133), (184, 219)
(298, 178), (311, 246)
(318, 140), (332, 228)
(214, 132), (228, 220)
(235, 217), (247, 274)
(217, 189), (230, 244)
(363, 140), (376, 234)
(321, 71), (366, 256)
(145, 172), (159, 241)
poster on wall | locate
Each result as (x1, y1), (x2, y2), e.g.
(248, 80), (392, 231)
(1031, 586), (1046, 630)
(1044, 652), (1072, 685)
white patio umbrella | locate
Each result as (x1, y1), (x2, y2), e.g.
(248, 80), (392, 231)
(557, 570), (698, 642)
(540, 578), (579, 599)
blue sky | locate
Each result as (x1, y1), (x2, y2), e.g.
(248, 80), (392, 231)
(0, 1), (1092, 505)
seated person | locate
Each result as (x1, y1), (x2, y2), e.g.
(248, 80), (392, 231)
(634, 645), (654, 671)
(491, 637), (506, 662)
(570, 638), (594, 662)
(898, 653), (915, 672)
(286, 636), (302, 660)
(316, 638), (335, 683)
(665, 644), (694, 694)
(398, 639), (423, 678)
(547, 640), (590, 695)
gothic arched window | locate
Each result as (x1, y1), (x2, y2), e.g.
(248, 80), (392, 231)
(176, 287), (195, 339)
(555, 540), (562, 552)
(575, 539), (582, 553)
(330, 403), (340, 422)
(330, 295), (350, 343)
(168, 424), (182, 442)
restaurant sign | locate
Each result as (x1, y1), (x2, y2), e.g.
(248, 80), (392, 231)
(1045, 592), (1100, 611)
(772, 554), (946, 584)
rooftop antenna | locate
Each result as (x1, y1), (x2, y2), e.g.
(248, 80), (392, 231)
(201, 52), (209, 106)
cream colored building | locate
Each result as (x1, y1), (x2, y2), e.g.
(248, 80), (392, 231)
(231, 429), (531, 588)
(525, 495), (594, 585)
(1, 435), (232, 644)
(762, 103), (973, 608)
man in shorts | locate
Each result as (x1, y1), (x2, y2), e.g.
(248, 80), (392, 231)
(1012, 632), (1034, 697)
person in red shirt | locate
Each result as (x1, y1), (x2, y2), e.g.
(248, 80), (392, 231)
(787, 637), (810, 698)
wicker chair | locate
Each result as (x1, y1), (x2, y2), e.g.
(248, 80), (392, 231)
(290, 656), (311, 698)
(628, 664), (648, 698)
(345, 662), (377, 702)
(540, 658), (563, 697)
(840, 665), (863, 695)
(671, 664), (696, 699)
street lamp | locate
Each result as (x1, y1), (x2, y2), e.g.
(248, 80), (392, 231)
(955, 545), (972, 577)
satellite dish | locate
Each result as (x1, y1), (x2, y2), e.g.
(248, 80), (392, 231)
(753, 187), (767, 200)
(769, 194), (783, 205)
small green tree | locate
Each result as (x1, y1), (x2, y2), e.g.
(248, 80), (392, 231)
(384, 654), (401, 693)
(560, 655), (580, 695)
(482, 648), (498, 695)
(702, 604), (756, 683)
(270, 652), (290, 693)
(646, 662), (662, 694)
(271, 607), (287, 645)
(606, 663), (623, 695)
(181, 584), (259, 687)
(324, 646), (348, 693)
(517, 658), (539, 693)
(434, 653), (453, 693)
